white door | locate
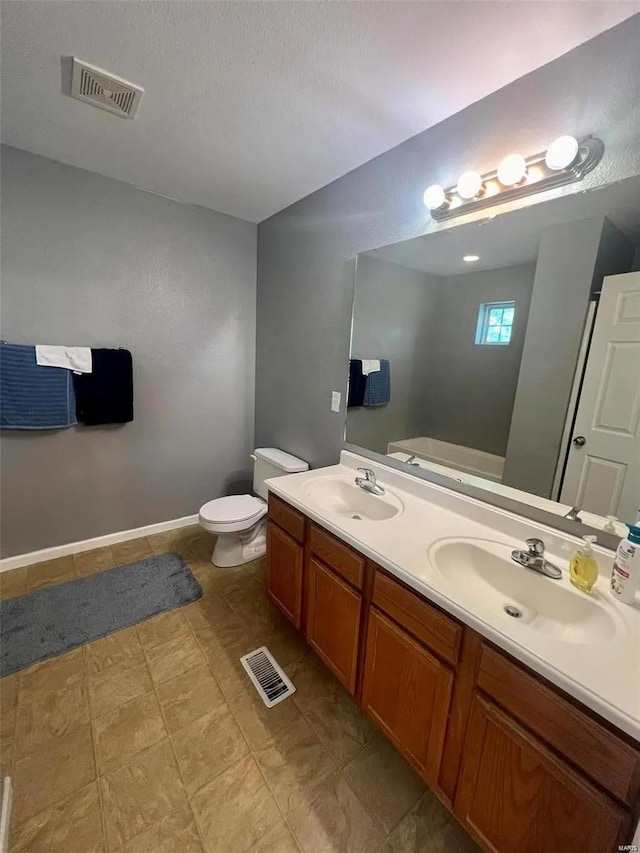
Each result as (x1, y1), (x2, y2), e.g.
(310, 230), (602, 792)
(560, 272), (640, 525)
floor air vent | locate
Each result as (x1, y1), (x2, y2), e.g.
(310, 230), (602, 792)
(70, 58), (143, 118)
(240, 647), (295, 708)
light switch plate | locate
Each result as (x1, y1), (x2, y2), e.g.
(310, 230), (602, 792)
(331, 391), (341, 413)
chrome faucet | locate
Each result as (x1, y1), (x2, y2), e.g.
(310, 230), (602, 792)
(564, 506), (583, 523)
(355, 468), (386, 496)
(511, 538), (562, 580)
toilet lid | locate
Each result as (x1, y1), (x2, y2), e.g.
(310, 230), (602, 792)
(199, 494), (266, 525)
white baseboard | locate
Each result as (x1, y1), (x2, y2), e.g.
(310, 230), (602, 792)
(0, 514), (200, 573)
(0, 775), (12, 853)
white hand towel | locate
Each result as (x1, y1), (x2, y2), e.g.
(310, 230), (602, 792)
(35, 345), (92, 374)
(361, 359), (381, 376)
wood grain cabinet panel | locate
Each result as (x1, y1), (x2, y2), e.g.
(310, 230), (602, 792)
(306, 557), (362, 693)
(266, 521), (303, 629)
(455, 696), (631, 853)
(476, 644), (640, 806)
(309, 525), (365, 589)
(268, 494), (306, 542)
(372, 570), (461, 665)
(361, 607), (454, 784)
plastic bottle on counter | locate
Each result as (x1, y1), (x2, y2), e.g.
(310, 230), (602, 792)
(570, 535), (598, 594)
(610, 523), (640, 605)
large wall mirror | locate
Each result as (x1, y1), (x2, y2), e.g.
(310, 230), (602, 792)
(346, 175), (640, 541)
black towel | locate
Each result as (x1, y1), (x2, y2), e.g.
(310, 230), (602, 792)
(347, 359), (366, 408)
(73, 348), (133, 425)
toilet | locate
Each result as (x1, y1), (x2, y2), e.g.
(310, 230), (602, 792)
(198, 447), (308, 567)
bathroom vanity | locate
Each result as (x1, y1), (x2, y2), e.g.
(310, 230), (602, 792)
(265, 453), (640, 853)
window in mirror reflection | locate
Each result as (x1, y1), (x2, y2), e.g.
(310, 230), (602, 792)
(475, 301), (515, 345)
(349, 175), (640, 534)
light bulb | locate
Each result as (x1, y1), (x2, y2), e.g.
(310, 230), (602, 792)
(423, 184), (447, 210)
(497, 153), (527, 186)
(545, 135), (579, 170)
(463, 254), (480, 263)
(456, 171), (483, 201)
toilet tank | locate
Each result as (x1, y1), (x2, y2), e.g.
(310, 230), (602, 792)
(252, 447), (309, 500)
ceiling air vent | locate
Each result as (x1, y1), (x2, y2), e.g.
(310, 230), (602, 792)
(70, 58), (143, 119)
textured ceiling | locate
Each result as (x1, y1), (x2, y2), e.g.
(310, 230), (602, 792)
(2, 2), (639, 222)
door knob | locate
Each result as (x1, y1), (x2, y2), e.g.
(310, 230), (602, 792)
(572, 435), (586, 447)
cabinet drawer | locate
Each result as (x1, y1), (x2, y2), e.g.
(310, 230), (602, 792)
(268, 494), (306, 543)
(309, 525), (364, 590)
(477, 644), (640, 806)
(372, 571), (461, 665)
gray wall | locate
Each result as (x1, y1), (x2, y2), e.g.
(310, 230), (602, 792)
(423, 264), (535, 457)
(502, 218), (605, 496)
(592, 218), (637, 293)
(503, 217), (635, 497)
(347, 255), (437, 453)
(255, 17), (640, 469)
(1, 146), (257, 557)
(347, 259), (534, 458)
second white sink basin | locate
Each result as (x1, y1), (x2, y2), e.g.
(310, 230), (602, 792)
(428, 538), (619, 644)
(303, 476), (403, 521)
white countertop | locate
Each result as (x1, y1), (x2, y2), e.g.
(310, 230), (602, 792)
(267, 451), (640, 741)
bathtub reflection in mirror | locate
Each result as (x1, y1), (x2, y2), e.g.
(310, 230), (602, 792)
(346, 175), (640, 536)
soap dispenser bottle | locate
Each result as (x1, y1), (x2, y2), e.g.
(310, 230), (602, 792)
(570, 535), (598, 594)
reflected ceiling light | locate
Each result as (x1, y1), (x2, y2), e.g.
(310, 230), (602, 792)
(497, 153), (527, 186)
(423, 184), (447, 210)
(463, 254), (480, 263)
(545, 135), (579, 170)
(456, 170), (483, 200)
(422, 135), (603, 222)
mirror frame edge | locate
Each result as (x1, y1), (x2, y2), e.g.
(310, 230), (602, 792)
(343, 441), (620, 552)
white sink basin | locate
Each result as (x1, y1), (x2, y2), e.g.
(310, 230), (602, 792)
(303, 476), (403, 521)
(428, 538), (619, 644)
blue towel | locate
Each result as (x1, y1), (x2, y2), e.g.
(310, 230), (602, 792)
(364, 359), (390, 407)
(0, 344), (77, 429)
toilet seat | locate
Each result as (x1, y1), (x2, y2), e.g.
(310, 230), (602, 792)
(198, 446), (308, 568)
(199, 494), (267, 533)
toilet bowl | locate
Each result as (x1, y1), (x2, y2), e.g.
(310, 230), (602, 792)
(199, 448), (308, 568)
(199, 495), (268, 567)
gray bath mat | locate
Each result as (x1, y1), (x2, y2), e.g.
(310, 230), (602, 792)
(0, 552), (202, 676)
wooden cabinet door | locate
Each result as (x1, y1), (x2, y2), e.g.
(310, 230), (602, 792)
(361, 607), (453, 784)
(266, 521), (303, 629)
(306, 557), (362, 693)
(455, 695), (630, 853)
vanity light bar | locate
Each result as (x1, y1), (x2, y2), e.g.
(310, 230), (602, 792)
(423, 135), (604, 222)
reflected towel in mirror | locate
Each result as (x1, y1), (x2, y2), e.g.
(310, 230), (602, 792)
(348, 359), (367, 408)
(364, 359), (390, 407)
(361, 359), (380, 375)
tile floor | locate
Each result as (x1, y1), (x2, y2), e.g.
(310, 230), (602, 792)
(0, 527), (479, 853)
